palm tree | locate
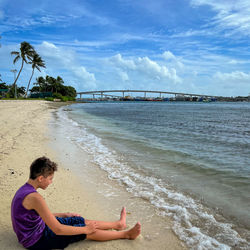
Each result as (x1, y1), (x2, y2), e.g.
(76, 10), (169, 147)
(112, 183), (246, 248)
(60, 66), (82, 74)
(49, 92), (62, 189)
(11, 42), (35, 98)
(25, 52), (46, 98)
(46, 75), (54, 92)
(34, 76), (46, 92)
(55, 76), (64, 93)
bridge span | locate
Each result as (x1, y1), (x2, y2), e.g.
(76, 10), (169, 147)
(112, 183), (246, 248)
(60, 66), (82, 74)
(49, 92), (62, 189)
(77, 89), (220, 100)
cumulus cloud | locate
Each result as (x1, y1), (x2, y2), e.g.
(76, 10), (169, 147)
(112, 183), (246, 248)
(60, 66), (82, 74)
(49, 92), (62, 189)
(211, 70), (250, 96)
(136, 56), (179, 81)
(162, 51), (176, 60)
(109, 53), (181, 84)
(214, 71), (250, 82)
(118, 71), (129, 82)
(37, 41), (96, 89)
(72, 66), (96, 82)
(110, 54), (136, 70)
(162, 51), (184, 69)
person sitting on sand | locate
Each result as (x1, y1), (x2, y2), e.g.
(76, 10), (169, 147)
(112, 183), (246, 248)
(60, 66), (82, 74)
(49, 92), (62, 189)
(11, 156), (141, 249)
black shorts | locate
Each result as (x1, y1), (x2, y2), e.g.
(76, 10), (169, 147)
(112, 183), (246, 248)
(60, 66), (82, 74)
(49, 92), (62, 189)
(28, 217), (86, 250)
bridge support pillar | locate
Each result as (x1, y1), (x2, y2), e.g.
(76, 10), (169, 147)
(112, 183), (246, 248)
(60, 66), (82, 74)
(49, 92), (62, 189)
(144, 92), (146, 98)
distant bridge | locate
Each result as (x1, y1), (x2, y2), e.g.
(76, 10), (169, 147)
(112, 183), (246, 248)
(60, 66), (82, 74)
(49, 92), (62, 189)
(77, 90), (220, 99)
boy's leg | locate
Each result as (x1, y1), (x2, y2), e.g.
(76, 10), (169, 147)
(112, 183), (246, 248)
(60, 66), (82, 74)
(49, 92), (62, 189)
(87, 222), (141, 241)
(29, 223), (87, 250)
(85, 207), (127, 231)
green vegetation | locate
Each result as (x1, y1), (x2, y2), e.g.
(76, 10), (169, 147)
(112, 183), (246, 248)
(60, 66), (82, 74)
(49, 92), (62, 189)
(0, 40), (77, 102)
(30, 75), (76, 101)
(0, 81), (26, 98)
(45, 97), (55, 102)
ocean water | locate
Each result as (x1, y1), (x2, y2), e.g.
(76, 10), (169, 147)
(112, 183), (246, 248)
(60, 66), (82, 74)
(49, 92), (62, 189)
(58, 102), (250, 249)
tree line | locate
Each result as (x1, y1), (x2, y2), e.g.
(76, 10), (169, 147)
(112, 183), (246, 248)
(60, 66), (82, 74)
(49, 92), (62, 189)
(30, 75), (76, 101)
(0, 41), (77, 100)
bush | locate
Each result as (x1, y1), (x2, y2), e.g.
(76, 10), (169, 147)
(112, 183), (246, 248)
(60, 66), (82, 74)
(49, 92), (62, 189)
(52, 93), (63, 99)
(50, 93), (76, 102)
(61, 96), (68, 102)
(67, 96), (76, 101)
(45, 97), (54, 101)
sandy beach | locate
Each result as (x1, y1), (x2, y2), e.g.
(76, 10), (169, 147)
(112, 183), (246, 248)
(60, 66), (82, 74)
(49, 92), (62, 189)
(0, 100), (185, 250)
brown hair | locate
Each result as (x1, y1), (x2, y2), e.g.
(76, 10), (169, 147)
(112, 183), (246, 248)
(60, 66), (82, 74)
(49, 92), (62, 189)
(29, 156), (57, 180)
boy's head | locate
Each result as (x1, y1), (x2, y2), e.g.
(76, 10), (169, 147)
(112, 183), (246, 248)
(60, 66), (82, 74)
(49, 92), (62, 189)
(29, 156), (57, 180)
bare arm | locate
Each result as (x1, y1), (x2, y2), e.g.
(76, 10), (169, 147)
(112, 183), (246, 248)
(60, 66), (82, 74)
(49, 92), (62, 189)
(23, 193), (97, 236)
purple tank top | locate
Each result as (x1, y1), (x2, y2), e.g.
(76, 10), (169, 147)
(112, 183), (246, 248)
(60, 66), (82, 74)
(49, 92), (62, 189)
(11, 183), (45, 248)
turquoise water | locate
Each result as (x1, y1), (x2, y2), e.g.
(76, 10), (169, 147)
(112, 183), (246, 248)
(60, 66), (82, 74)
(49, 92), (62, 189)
(58, 102), (250, 249)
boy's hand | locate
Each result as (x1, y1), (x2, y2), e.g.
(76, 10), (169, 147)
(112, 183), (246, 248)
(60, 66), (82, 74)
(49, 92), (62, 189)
(85, 221), (97, 235)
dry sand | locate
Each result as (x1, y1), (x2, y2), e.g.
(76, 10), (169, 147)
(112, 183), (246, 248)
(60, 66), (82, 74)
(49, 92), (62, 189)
(0, 100), (186, 250)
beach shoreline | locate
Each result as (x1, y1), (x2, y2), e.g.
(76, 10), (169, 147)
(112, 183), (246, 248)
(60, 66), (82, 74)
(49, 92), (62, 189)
(0, 100), (185, 250)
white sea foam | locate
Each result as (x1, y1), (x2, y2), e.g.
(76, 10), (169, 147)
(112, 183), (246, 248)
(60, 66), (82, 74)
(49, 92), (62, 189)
(57, 108), (249, 249)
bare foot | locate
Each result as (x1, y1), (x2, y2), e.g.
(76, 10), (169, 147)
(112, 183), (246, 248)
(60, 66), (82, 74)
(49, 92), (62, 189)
(126, 222), (141, 240)
(116, 207), (127, 230)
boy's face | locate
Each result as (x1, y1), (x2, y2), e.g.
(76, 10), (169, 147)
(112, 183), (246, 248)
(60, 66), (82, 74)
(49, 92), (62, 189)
(39, 173), (54, 189)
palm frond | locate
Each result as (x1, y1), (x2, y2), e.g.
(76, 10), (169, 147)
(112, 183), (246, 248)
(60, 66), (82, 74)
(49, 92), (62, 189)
(31, 53), (46, 70)
(35, 66), (41, 72)
(11, 51), (19, 56)
(20, 41), (35, 63)
(13, 55), (21, 64)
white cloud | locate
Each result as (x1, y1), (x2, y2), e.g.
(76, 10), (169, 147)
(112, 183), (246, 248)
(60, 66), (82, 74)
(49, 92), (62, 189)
(162, 51), (176, 60)
(38, 41), (74, 65)
(170, 29), (214, 38)
(118, 71), (129, 82)
(214, 71), (250, 82)
(208, 70), (250, 96)
(71, 32), (145, 49)
(41, 41), (57, 49)
(228, 60), (238, 65)
(109, 54), (181, 84)
(136, 56), (177, 81)
(72, 66), (96, 82)
(191, 0), (250, 36)
(110, 54), (136, 70)
(162, 51), (184, 69)
(36, 41), (96, 89)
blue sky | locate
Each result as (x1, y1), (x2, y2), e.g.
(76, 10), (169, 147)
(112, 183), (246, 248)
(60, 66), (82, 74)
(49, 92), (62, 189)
(0, 0), (250, 97)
